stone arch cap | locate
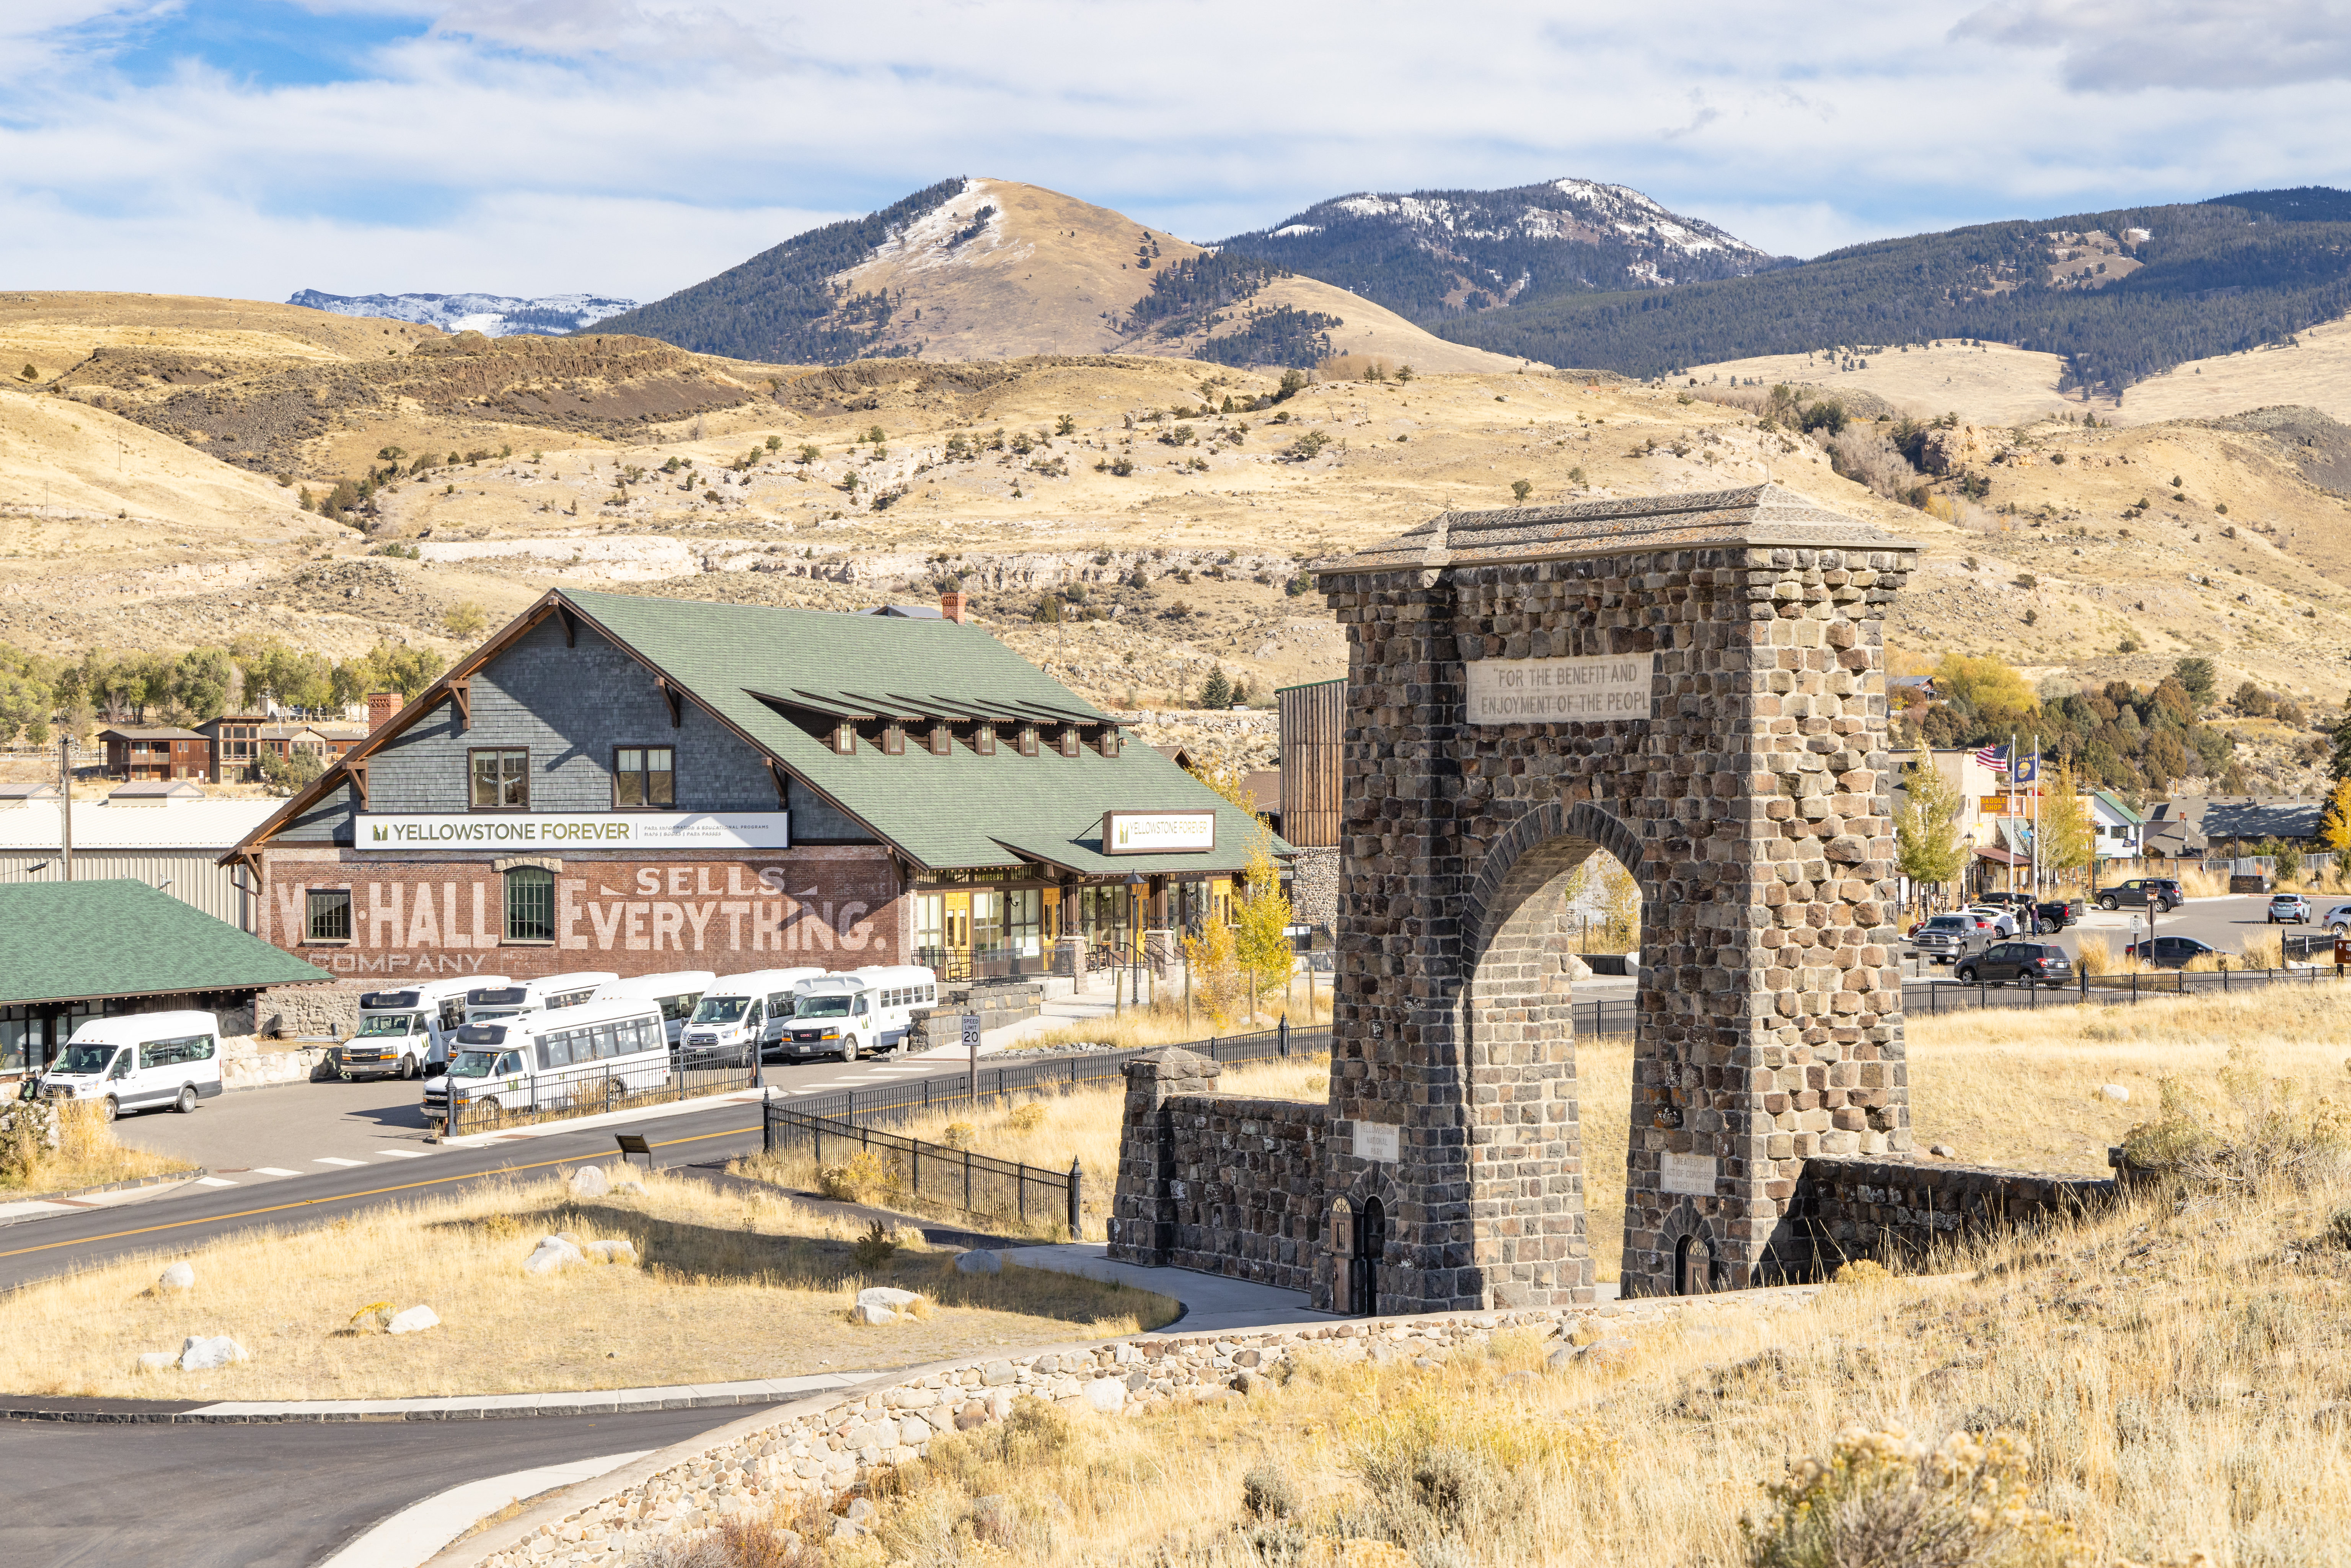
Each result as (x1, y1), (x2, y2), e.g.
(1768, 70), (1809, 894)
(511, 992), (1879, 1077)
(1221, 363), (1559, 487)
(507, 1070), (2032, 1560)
(1318, 482), (1920, 574)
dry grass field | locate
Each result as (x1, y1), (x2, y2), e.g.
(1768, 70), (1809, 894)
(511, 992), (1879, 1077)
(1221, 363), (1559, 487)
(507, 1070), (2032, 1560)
(832, 1170), (2351, 1566)
(0, 1166), (1175, 1401)
(0, 1099), (189, 1196)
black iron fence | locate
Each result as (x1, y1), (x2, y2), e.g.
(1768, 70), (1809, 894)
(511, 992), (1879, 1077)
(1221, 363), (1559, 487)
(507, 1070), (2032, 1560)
(438, 1046), (760, 1138)
(1913, 960), (2351, 1019)
(763, 1103), (1085, 1237)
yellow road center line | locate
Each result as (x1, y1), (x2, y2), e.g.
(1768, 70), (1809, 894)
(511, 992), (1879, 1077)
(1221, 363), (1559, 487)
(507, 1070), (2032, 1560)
(0, 1123), (757, 1262)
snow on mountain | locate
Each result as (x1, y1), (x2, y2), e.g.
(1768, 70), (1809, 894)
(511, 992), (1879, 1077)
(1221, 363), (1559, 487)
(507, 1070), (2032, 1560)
(287, 290), (637, 337)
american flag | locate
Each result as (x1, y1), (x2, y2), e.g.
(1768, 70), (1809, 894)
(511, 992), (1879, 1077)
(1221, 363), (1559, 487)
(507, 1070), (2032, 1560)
(1974, 743), (2007, 772)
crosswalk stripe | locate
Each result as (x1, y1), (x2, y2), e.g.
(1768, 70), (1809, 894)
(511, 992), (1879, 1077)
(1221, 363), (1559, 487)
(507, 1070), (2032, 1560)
(193, 1176), (237, 1188)
(315, 1157), (365, 1168)
(254, 1167), (302, 1177)
(376, 1150), (430, 1159)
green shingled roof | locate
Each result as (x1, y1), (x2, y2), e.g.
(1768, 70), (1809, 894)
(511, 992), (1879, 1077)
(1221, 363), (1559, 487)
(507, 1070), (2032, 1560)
(0, 881), (334, 1007)
(560, 590), (1289, 874)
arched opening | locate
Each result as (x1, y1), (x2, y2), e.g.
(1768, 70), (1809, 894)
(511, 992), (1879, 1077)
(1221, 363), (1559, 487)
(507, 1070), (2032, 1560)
(1355, 1196), (1385, 1317)
(1329, 1198), (1356, 1315)
(1456, 798), (1648, 1308)
(1674, 1231), (1713, 1296)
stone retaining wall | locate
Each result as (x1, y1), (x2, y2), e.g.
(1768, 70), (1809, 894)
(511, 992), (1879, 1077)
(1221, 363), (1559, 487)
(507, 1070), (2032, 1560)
(470, 1284), (1825, 1568)
(1786, 1156), (2113, 1275)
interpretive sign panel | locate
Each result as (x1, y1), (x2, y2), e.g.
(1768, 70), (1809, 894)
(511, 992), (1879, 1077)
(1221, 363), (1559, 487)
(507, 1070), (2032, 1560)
(1464, 654), (1653, 724)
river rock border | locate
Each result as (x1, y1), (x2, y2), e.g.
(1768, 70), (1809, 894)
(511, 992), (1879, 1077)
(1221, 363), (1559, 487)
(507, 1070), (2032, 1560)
(463, 1284), (1826, 1568)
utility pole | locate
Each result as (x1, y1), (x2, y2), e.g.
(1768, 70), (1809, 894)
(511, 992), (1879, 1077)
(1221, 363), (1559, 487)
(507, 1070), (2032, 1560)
(57, 727), (72, 882)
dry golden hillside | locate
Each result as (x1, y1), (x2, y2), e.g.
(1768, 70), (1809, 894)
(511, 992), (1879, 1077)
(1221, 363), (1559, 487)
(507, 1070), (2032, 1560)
(5, 291), (2351, 794)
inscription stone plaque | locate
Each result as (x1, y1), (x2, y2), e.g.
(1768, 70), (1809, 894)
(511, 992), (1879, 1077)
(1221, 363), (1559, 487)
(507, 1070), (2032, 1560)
(1464, 654), (1654, 724)
(1355, 1122), (1400, 1163)
(1660, 1153), (1717, 1196)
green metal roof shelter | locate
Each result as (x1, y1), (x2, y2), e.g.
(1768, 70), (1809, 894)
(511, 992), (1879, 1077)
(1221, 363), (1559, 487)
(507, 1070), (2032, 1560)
(0, 880), (334, 1008)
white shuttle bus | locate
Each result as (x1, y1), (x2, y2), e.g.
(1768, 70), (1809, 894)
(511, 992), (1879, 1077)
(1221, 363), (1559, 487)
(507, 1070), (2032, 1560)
(680, 968), (823, 1061)
(592, 971), (716, 1048)
(346, 975), (509, 1079)
(463, 972), (617, 1026)
(422, 997), (669, 1125)
(779, 965), (938, 1062)
(37, 1011), (223, 1121)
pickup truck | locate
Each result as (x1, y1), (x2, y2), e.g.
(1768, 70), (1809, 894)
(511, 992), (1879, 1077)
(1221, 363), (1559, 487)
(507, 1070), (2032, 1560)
(1909, 912), (1991, 965)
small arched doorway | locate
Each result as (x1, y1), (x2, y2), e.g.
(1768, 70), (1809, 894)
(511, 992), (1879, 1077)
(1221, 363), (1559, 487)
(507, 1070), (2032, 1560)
(1674, 1231), (1713, 1296)
(1354, 1196), (1387, 1317)
(1328, 1198), (1356, 1314)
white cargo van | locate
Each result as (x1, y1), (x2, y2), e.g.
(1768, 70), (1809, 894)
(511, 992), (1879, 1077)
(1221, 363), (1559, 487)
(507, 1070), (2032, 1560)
(345, 975), (508, 1079)
(592, 971), (715, 1047)
(779, 966), (938, 1062)
(463, 972), (617, 1025)
(422, 997), (668, 1125)
(680, 968), (822, 1061)
(38, 1011), (223, 1121)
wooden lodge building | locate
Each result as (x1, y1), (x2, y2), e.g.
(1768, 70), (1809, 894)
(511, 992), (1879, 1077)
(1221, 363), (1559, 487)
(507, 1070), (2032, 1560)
(224, 589), (1284, 989)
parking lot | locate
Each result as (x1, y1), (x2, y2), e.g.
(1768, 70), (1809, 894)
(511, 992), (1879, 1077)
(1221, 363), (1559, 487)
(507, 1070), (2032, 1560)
(1905, 892), (2340, 976)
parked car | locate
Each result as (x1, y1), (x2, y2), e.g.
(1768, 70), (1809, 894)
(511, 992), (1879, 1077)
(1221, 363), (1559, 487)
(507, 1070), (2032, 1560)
(1954, 942), (2075, 987)
(1976, 891), (2038, 913)
(2097, 878), (2183, 913)
(1909, 913), (1985, 965)
(1963, 905), (2019, 937)
(2123, 935), (2221, 968)
(2268, 893), (2312, 925)
(2323, 902), (2351, 936)
(2031, 899), (2080, 934)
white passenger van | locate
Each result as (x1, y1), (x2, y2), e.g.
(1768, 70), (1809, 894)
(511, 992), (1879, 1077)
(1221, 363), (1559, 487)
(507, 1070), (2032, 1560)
(463, 972), (617, 1026)
(37, 1011), (223, 1121)
(779, 966), (938, 1062)
(422, 997), (668, 1125)
(680, 968), (822, 1061)
(346, 975), (509, 1080)
(591, 971), (716, 1048)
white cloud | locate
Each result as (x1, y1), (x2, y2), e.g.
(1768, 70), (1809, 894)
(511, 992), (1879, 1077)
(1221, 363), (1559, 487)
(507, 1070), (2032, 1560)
(1952, 1), (2351, 91)
(0, 0), (2345, 305)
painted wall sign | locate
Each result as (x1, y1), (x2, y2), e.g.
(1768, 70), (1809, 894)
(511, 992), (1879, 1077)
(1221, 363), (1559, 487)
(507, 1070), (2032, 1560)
(353, 813), (789, 851)
(1102, 810), (1216, 855)
(1464, 654), (1653, 724)
(1660, 1152), (1718, 1196)
(1355, 1121), (1401, 1163)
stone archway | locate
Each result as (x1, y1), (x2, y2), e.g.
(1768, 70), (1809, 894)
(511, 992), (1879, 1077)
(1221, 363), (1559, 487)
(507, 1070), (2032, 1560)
(1315, 484), (1920, 1309)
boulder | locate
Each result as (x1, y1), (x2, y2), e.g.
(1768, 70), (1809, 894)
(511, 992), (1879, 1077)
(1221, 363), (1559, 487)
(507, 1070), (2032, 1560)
(524, 1237), (585, 1276)
(567, 1165), (611, 1199)
(137, 1351), (178, 1374)
(1546, 1346), (1575, 1372)
(954, 1249), (1003, 1275)
(1083, 1378), (1126, 1414)
(851, 1302), (897, 1325)
(855, 1286), (923, 1310)
(386, 1306), (441, 1336)
(157, 1262), (194, 1293)
(2100, 1084), (2131, 1103)
(1562, 953), (1593, 982)
(1929, 1143), (1959, 1159)
(178, 1335), (247, 1371)
(587, 1238), (639, 1265)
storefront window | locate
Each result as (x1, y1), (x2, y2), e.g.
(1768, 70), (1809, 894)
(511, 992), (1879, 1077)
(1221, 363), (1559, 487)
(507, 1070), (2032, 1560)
(971, 890), (1004, 955)
(1006, 888), (1043, 958)
(913, 893), (944, 955)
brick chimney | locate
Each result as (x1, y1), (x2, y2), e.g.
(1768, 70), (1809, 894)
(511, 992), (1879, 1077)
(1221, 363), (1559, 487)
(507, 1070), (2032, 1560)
(940, 590), (968, 624)
(368, 691), (400, 732)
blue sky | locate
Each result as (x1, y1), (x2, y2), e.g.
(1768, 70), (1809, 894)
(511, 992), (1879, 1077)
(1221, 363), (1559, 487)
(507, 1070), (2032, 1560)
(3, 1), (2346, 304)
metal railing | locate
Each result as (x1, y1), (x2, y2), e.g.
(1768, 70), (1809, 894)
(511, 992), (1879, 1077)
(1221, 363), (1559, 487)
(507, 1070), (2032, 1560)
(1913, 960), (2350, 1018)
(763, 1104), (1084, 1237)
(440, 1045), (760, 1138)
(771, 1022), (1327, 1127)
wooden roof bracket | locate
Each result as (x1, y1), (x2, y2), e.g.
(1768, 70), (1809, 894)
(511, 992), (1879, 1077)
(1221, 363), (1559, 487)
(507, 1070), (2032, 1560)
(448, 677), (471, 732)
(767, 757), (791, 810)
(658, 677), (684, 729)
(346, 757), (370, 811)
(556, 604), (577, 647)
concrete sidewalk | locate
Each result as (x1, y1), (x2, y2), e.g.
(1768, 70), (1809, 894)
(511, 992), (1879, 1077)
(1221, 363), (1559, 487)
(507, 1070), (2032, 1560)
(1004, 1242), (1337, 1335)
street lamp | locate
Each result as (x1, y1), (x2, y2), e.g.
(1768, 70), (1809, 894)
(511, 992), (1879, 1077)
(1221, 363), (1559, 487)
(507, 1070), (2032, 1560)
(1124, 871), (1148, 1007)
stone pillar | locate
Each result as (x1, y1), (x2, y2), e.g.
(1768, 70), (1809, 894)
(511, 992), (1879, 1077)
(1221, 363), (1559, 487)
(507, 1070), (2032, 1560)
(1142, 927), (1179, 978)
(1313, 485), (1917, 1309)
(1106, 1047), (1220, 1266)
(1050, 936), (1086, 979)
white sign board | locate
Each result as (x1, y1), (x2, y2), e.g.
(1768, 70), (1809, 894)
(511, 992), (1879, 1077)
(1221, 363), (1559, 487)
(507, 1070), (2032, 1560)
(1660, 1153), (1717, 1196)
(960, 1014), (983, 1051)
(1102, 810), (1216, 855)
(1355, 1121), (1401, 1163)
(1465, 654), (1653, 724)
(352, 812), (789, 852)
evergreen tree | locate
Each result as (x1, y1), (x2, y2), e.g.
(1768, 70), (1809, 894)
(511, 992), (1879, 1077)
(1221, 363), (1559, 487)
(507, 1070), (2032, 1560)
(2172, 657), (2216, 711)
(2331, 707), (2351, 786)
(1200, 667), (1233, 709)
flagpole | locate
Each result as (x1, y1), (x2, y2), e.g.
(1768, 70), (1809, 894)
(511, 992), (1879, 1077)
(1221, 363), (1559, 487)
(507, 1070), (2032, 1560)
(2008, 730), (2018, 895)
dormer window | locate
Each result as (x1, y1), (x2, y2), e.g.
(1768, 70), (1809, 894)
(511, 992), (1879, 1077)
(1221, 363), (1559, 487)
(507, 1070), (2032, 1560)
(833, 722), (856, 756)
(1017, 724), (1039, 758)
(1058, 725), (1081, 758)
(929, 722), (952, 757)
(883, 722), (905, 756)
(975, 724), (996, 757)
(1099, 725), (1121, 758)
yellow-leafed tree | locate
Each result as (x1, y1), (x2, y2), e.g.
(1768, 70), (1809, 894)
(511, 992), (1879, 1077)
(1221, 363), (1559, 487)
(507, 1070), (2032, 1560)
(2036, 765), (2094, 881)
(2321, 777), (2351, 853)
(1231, 828), (1295, 1025)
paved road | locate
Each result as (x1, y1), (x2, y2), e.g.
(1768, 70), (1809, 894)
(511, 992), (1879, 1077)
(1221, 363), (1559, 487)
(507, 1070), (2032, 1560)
(0, 1405), (767, 1568)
